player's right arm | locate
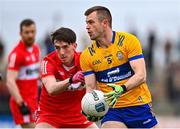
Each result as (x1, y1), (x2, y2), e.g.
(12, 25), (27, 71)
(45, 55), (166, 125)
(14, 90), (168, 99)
(41, 59), (70, 95)
(6, 70), (30, 115)
(6, 52), (23, 106)
(80, 50), (97, 92)
(41, 59), (84, 95)
(41, 75), (70, 95)
(6, 69), (23, 106)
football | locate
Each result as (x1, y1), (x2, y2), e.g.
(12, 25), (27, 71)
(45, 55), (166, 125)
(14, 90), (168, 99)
(81, 90), (109, 117)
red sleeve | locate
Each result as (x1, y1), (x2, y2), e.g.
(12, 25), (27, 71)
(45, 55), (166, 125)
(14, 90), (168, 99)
(40, 58), (55, 78)
(8, 51), (23, 71)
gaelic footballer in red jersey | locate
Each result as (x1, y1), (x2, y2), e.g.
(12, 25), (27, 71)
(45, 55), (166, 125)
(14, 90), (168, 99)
(35, 27), (98, 128)
(6, 19), (40, 128)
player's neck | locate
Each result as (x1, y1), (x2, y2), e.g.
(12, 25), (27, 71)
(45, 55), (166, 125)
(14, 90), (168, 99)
(22, 40), (34, 48)
(63, 58), (74, 67)
(97, 30), (113, 48)
(62, 64), (74, 71)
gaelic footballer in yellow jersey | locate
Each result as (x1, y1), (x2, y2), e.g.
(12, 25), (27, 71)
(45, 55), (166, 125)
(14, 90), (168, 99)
(80, 31), (152, 108)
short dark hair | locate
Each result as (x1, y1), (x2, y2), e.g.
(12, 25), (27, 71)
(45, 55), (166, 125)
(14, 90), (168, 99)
(20, 19), (35, 32)
(51, 27), (76, 44)
(84, 6), (112, 28)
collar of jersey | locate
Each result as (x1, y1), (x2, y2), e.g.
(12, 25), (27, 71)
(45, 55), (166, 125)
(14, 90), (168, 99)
(96, 31), (116, 48)
(19, 40), (35, 53)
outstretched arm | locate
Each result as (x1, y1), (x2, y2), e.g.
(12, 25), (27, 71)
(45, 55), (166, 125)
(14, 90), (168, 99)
(42, 75), (70, 95)
(42, 71), (85, 95)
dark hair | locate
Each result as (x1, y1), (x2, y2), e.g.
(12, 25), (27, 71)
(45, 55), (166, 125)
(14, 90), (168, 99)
(20, 19), (35, 32)
(84, 6), (112, 28)
(51, 27), (76, 44)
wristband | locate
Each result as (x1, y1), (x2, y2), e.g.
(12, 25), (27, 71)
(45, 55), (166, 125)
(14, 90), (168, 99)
(69, 76), (73, 84)
(121, 85), (127, 93)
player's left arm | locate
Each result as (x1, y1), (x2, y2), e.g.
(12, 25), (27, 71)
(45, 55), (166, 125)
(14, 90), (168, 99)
(104, 58), (146, 107)
(104, 34), (146, 107)
(124, 34), (146, 90)
(124, 58), (146, 90)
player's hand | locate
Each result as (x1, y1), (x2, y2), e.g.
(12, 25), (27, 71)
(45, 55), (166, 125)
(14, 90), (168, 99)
(82, 111), (103, 122)
(0, 73), (2, 80)
(104, 84), (125, 107)
(69, 71), (85, 83)
(67, 82), (85, 91)
(19, 102), (30, 115)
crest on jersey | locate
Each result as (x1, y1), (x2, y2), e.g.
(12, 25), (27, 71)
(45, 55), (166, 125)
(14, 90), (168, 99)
(58, 71), (64, 76)
(116, 51), (123, 60)
(26, 56), (30, 61)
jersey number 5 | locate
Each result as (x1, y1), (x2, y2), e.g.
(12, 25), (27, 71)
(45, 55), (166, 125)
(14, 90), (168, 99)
(107, 57), (112, 64)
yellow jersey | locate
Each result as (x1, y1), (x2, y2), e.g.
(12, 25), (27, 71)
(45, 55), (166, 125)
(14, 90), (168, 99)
(80, 31), (152, 108)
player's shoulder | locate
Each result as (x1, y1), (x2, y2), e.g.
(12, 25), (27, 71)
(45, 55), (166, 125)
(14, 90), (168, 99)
(8, 41), (22, 56)
(81, 41), (97, 57)
(43, 51), (56, 62)
(33, 43), (40, 55)
(116, 31), (137, 40)
(115, 31), (140, 47)
(75, 51), (81, 57)
(33, 43), (40, 50)
(74, 51), (81, 61)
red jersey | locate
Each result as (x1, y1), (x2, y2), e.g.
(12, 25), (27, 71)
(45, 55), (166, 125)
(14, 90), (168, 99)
(39, 51), (86, 124)
(8, 40), (40, 99)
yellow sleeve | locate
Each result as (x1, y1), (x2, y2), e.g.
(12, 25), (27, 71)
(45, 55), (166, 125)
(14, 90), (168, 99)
(80, 50), (94, 76)
(126, 34), (144, 61)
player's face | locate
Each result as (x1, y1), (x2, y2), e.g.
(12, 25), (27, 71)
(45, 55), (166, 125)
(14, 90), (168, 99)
(54, 40), (77, 66)
(20, 24), (36, 47)
(86, 12), (104, 40)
